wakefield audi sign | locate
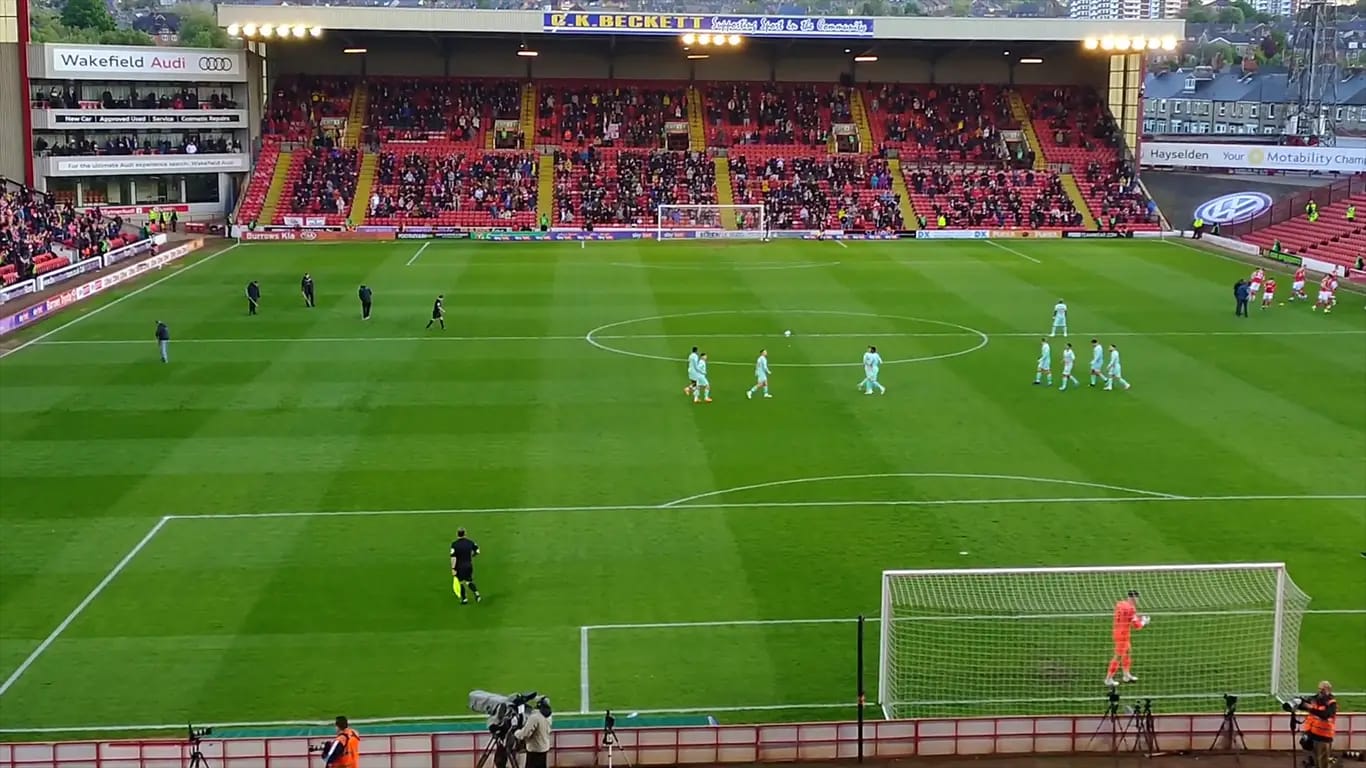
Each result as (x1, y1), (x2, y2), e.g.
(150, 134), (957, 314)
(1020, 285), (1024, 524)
(28, 43), (247, 83)
(1141, 142), (1366, 174)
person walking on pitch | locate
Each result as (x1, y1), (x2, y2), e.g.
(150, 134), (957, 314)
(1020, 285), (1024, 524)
(246, 280), (261, 315)
(1059, 343), (1080, 390)
(1033, 338), (1052, 386)
(301, 273), (316, 308)
(426, 294), (445, 330)
(747, 349), (771, 399)
(1105, 589), (1148, 686)
(1104, 344), (1131, 391)
(155, 320), (170, 363)
(358, 284), (373, 319)
(684, 346), (700, 396)
(1089, 339), (1105, 387)
(1050, 299), (1068, 337)
(450, 528), (481, 604)
(693, 352), (712, 403)
(859, 346), (886, 395)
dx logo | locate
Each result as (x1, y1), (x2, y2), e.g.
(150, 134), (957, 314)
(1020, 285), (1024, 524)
(1194, 192), (1273, 224)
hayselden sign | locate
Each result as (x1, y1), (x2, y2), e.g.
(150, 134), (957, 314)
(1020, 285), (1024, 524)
(32, 44), (247, 83)
(1140, 142), (1366, 174)
(542, 12), (874, 37)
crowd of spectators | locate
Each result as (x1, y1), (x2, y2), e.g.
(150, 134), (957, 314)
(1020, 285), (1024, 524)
(1, 184), (134, 284)
(263, 76), (352, 141)
(1085, 160), (1157, 228)
(368, 80), (520, 142)
(553, 149), (714, 226)
(32, 87), (238, 110)
(730, 155), (902, 231)
(368, 152), (536, 221)
(908, 167), (1083, 229)
(868, 84), (1023, 164)
(34, 134), (241, 157)
(540, 85), (685, 147)
(707, 84), (844, 147)
(1031, 87), (1121, 151)
(291, 147), (360, 218)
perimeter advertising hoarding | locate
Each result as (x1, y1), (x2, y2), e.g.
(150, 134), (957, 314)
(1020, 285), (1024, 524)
(41, 154), (250, 177)
(542, 12), (874, 37)
(1139, 143), (1366, 174)
(33, 110), (248, 130)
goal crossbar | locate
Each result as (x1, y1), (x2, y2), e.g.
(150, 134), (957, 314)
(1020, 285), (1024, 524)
(878, 562), (1310, 720)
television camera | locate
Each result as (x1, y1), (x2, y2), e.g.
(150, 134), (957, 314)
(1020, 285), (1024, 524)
(469, 690), (540, 768)
(186, 725), (213, 768)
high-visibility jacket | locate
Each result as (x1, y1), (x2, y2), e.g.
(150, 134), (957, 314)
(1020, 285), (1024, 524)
(1303, 696), (1336, 741)
(334, 728), (360, 768)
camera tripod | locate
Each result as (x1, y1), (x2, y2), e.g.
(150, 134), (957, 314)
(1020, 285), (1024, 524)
(600, 711), (631, 768)
(1088, 690), (1158, 757)
(187, 735), (212, 768)
(476, 728), (521, 768)
(1211, 697), (1249, 755)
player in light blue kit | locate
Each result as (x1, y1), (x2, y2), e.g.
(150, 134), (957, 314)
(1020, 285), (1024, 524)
(858, 345), (886, 395)
(1089, 338), (1105, 387)
(1059, 343), (1081, 391)
(1051, 299), (1068, 338)
(1104, 344), (1131, 391)
(1033, 338), (1053, 386)
(684, 346), (700, 397)
(747, 349), (772, 399)
(693, 352), (713, 403)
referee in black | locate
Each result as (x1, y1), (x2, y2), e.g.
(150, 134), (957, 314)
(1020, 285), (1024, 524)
(246, 280), (261, 315)
(426, 294), (445, 330)
(450, 528), (481, 604)
(301, 273), (316, 308)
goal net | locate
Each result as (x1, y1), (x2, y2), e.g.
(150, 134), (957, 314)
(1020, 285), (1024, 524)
(656, 204), (767, 240)
(878, 563), (1310, 718)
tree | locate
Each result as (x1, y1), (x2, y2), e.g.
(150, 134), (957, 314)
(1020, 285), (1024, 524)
(32, 5), (152, 43)
(175, 4), (234, 48)
(901, 0), (925, 13)
(1217, 6), (1245, 23)
(859, 0), (887, 14)
(1184, 5), (1211, 22)
(60, 0), (115, 32)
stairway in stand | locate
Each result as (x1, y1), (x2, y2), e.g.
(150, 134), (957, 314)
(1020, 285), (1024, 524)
(888, 158), (919, 230)
(257, 151), (293, 225)
(343, 82), (368, 149)
(348, 153), (377, 226)
(520, 83), (538, 147)
(686, 87), (707, 151)
(714, 156), (737, 230)
(850, 89), (875, 153)
(537, 154), (555, 226)
(1008, 91), (1047, 171)
(1060, 173), (1098, 230)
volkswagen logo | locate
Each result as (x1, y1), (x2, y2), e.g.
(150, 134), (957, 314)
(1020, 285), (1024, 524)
(197, 56), (235, 72)
(1194, 192), (1273, 225)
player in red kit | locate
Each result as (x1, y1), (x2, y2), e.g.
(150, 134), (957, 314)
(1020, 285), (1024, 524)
(1249, 268), (1265, 301)
(1262, 278), (1277, 308)
(1105, 589), (1148, 687)
(1292, 267), (1308, 301)
(1314, 275), (1334, 312)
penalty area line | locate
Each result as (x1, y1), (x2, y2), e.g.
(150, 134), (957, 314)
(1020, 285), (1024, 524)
(405, 242), (431, 267)
(984, 240), (1042, 264)
(0, 516), (171, 698)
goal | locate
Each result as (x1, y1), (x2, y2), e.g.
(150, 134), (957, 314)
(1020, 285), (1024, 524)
(878, 563), (1310, 718)
(656, 204), (767, 240)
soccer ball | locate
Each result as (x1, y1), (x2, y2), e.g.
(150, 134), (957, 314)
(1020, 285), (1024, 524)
(784, 330), (792, 338)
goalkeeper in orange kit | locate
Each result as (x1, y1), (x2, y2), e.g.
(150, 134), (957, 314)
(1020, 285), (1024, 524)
(1105, 589), (1149, 687)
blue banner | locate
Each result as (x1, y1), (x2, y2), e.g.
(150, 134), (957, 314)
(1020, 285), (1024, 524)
(542, 13), (874, 37)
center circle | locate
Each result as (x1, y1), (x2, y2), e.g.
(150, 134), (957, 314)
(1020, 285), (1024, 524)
(583, 310), (989, 368)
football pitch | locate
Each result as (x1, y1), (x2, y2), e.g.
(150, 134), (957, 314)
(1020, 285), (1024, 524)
(0, 237), (1362, 736)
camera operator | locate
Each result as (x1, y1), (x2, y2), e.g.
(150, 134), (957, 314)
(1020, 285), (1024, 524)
(1295, 681), (1337, 768)
(327, 716), (360, 768)
(514, 697), (552, 768)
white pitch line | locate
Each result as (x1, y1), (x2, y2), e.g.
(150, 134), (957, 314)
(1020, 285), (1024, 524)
(985, 239), (1042, 264)
(29, 328), (1366, 348)
(0, 243), (240, 361)
(833, 239), (849, 249)
(0, 516), (170, 698)
(580, 627), (591, 714)
(405, 241), (431, 266)
(165, 494), (1366, 521)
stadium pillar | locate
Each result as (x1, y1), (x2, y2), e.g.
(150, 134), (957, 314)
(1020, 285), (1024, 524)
(0, 0), (30, 184)
(1107, 52), (1143, 159)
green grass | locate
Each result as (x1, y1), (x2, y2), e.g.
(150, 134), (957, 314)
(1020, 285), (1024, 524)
(0, 238), (1363, 736)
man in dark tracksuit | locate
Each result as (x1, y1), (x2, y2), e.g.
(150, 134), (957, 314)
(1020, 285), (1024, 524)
(358, 284), (373, 320)
(155, 320), (170, 363)
(301, 273), (315, 308)
(1234, 279), (1250, 317)
(246, 280), (261, 315)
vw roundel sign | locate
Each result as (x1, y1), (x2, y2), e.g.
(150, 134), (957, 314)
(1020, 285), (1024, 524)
(1194, 192), (1273, 225)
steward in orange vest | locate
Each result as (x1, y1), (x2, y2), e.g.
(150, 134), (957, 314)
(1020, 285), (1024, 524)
(1296, 681), (1336, 768)
(321, 717), (360, 768)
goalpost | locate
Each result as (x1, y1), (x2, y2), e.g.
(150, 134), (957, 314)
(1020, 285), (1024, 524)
(878, 563), (1311, 719)
(656, 204), (767, 240)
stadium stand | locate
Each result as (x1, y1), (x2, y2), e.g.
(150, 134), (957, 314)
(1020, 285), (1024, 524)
(263, 75), (353, 144)
(1, 183), (144, 285)
(728, 153), (903, 231)
(864, 84), (1021, 165)
(367, 149), (537, 227)
(705, 83), (843, 149)
(281, 146), (361, 225)
(368, 79), (521, 144)
(903, 166), (1082, 230)
(1239, 196), (1366, 270)
(553, 148), (715, 228)
(538, 82), (687, 147)
(31, 85), (239, 110)
(34, 134), (241, 157)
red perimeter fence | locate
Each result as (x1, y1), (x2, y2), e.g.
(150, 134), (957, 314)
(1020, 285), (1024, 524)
(3, 713), (1364, 768)
(1219, 174), (1366, 238)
